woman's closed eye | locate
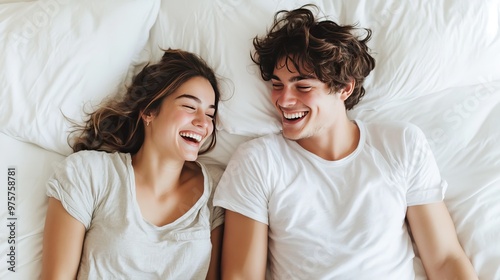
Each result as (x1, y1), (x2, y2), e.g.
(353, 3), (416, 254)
(183, 105), (214, 119)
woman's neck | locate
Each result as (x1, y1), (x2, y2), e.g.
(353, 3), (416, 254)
(131, 146), (187, 196)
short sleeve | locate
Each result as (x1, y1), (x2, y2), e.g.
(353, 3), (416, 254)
(405, 125), (448, 206)
(213, 139), (271, 225)
(204, 163), (225, 231)
(46, 152), (100, 229)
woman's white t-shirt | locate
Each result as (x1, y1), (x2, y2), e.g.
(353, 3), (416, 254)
(47, 151), (224, 279)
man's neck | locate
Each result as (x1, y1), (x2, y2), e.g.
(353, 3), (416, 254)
(296, 119), (360, 161)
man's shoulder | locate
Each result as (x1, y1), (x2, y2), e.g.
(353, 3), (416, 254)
(362, 119), (414, 130)
(236, 133), (286, 155)
(361, 120), (428, 155)
(246, 132), (285, 144)
(362, 120), (423, 138)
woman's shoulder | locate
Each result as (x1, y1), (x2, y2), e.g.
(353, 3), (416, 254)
(57, 150), (129, 177)
(196, 162), (224, 186)
(65, 150), (127, 164)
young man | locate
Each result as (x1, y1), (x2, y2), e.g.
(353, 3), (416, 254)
(213, 5), (477, 280)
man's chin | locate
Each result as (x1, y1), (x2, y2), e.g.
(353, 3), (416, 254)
(282, 130), (302, 141)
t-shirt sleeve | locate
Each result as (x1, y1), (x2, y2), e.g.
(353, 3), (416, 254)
(404, 125), (448, 206)
(213, 140), (271, 225)
(204, 164), (225, 231)
(46, 152), (99, 229)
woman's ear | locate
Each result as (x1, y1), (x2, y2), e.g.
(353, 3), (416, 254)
(339, 80), (355, 101)
(141, 111), (155, 126)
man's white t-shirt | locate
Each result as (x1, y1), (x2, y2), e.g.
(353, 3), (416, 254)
(214, 120), (447, 280)
(47, 151), (224, 279)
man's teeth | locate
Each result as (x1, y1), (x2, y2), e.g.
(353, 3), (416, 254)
(283, 112), (306, 120)
(180, 132), (202, 142)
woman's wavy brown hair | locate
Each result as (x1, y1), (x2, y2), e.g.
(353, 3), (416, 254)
(252, 5), (375, 110)
(70, 49), (221, 155)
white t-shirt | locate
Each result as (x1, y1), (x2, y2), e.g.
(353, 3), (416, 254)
(214, 120), (447, 280)
(47, 151), (224, 279)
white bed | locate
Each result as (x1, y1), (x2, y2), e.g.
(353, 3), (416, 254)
(1, 0), (499, 279)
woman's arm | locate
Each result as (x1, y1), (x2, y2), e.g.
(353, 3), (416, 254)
(206, 225), (224, 280)
(41, 197), (86, 280)
(407, 202), (478, 280)
(220, 210), (268, 280)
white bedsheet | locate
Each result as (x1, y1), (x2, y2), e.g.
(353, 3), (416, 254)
(0, 133), (64, 278)
(0, 82), (499, 279)
(350, 80), (500, 279)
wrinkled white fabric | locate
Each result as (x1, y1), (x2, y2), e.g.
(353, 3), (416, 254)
(47, 151), (224, 279)
(215, 120), (446, 279)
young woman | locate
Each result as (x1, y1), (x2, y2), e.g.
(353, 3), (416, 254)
(41, 49), (224, 279)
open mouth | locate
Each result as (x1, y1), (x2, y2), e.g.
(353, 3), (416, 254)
(179, 132), (202, 143)
(283, 111), (308, 122)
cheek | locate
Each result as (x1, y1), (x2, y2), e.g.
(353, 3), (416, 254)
(209, 120), (216, 134)
(305, 93), (331, 107)
(271, 91), (280, 105)
(171, 111), (191, 122)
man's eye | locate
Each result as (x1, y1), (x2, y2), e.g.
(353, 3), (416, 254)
(272, 83), (283, 88)
(297, 86), (312, 92)
(183, 105), (195, 110)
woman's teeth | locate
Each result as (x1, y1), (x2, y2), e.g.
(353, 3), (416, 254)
(180, 132), (202, 142)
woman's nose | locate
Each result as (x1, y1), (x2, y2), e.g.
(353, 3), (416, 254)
(193, 111), (209, 128)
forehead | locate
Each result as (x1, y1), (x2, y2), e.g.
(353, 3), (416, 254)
(274, 56), (315, 77)
(169, 76), (215, 102)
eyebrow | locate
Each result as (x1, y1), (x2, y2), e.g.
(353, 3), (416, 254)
(271, 75), (315, 82)
(176, 94), (215, 109)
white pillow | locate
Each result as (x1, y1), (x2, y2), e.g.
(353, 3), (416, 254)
(142, 0), (282, 135)
(144, 0), (500, 136)
(0, 0), (160, 155)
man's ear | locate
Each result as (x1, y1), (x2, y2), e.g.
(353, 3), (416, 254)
(339, 80), (355, 101)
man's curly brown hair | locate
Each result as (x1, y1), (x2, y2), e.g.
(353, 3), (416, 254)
(252, 5), (375, 110)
